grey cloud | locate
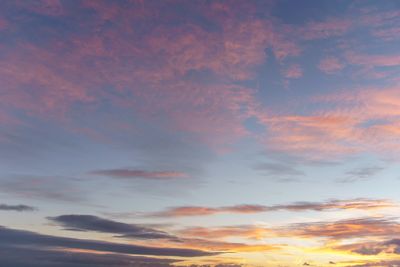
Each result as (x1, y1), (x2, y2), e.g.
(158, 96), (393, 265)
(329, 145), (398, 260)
(48, 214), (177, 240)
(0, 245), (179, 267)
(0, 226), (217, 257)
(0, 175), (86, 202)
(0, 204), (36, 211)
(254, 162), (305, 177)
(89, 168), (188, 180)
(340, 166), (384, 183)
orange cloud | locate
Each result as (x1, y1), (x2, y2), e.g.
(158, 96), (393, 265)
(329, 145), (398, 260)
(179, 226), (271, 240)
(283, 218), (400, 240)
(149, 199), (395, 217)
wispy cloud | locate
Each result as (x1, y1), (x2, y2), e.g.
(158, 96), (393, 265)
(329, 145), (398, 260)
(149, 199), (394, 217)
(90, 169), (189, 180)
(0, 175), (86, 202)
(0, 203), (37, 212)
(340, 166), (384, 183)
(318, 56), (344, 74)
(254, 161), (305, 177)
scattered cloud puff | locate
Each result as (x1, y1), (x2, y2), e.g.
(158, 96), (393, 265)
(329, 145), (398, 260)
(318, 57), (344, 74)
(284, 64), (303, 79)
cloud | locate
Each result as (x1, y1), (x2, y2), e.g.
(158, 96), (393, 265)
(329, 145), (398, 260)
(149, 198), (394, 217)
(0, 245), (179, 267)
(0, 175), (86, 202)
(318, 57), (344, 74)
(300, 18), (352, 40)
(372, 26), (400, 41)
(178, 214), (400, 242)
(340, 166), (384, 183)
(0, 0), (278, 153)
(0, 226), (216, 257)
(270, 198), (395, 212)
(346, 261), (400, 267)
(262, 86), (400, 159)
(179, 225), (271, 240)
(254, 161), (305, 177)
(0, 204), (36, 212)
(48, 214), (176, 240)
(346, 52), (400, 67)
(0, 16), (7, 30)
(89, 169), (188, 180)
(283, 64), (303, 79)
(331, 237), (400, 257)
(149, 205), (269, 218)
(283, 217), (400, 240)
(175, 237), (277, 253)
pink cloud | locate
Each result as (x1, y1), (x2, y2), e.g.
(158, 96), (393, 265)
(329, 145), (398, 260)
(1, 1), (305, 152)
(283, 64), (303, 79)
(318, 57), (344, 74)
(260, 86), (400, 158)
(372, 26), (400, 41)
(16, 0), (65, 16)
(301, 18), (352, 40)
(0, 17), (7, 30)
(346, 52), (400, 67)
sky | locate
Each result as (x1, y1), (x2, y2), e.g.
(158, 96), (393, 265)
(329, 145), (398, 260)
(0, 0), (400, 266)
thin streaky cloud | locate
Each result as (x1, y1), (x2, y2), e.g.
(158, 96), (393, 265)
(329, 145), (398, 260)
(89, 169), (189, 180)
(0, 204), (37, 212)
(148, 198), (395, 217)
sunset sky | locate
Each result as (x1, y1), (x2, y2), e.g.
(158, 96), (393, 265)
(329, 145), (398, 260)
(1, 1), (400, 266)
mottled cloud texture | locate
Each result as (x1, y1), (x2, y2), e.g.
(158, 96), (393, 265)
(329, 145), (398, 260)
(1, 1), (400, 267)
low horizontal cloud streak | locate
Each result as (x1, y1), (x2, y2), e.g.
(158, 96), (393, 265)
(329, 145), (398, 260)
(0, 226), (216, 257)
(0, 204), (36, 212)
(149, 198), (394, 217)
(0, 246), (179, 267)
(48, 214), (177, 240)
(90, 169), (188, 180)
